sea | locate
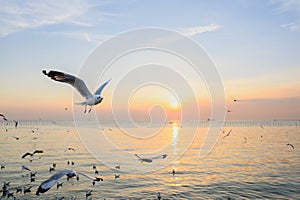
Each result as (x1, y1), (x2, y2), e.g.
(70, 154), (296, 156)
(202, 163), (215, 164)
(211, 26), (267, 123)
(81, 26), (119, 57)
(0, 120), (299, 199)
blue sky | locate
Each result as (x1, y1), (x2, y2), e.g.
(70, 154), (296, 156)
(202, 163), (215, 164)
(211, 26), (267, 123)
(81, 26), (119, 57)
(0, 0), (299, 120)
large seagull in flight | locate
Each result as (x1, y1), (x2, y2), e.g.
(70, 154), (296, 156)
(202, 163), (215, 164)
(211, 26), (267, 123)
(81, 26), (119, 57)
(43, 70), (111, 113)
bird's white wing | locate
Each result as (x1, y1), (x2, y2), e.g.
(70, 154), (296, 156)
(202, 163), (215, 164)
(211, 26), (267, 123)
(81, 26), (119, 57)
(36, 170), (75, 195)
(94, 79), (111, 96)
(43, 70), (92, 98)
(77, 171), (97, 181)
(150, 154), (167, 160)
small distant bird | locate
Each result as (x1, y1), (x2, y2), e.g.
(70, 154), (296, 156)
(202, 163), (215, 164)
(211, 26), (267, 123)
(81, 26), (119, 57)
(52, 163), (57, 168)
(11, 136), (20, 140)
(49, 167), (55, 172)
(231, 96), (241, 102)
(71, 161), (75, 165)
(0, 164), (5, 170)
(223, 129), (233, 139)
(86, 190), (92, 197)
(94, 169), (99, 174)
(157, 192), (161, 200)
(287, 143), (295, 149)
(23, 186), (32, 194)
(31, 177), (35, 182)
(135, 154), (167, 163)
(30, 172), (36, 177)
(115, 174), (120, 179)
(226, 110), (232, 113)
(244, 137), (248, 143)
(92, 165), (96, 170)
(115, 165), (120, 169)
(57, 182), (63, 189)
(21, 150), (43, 159)
(22, 165), (31, 171)
(13, 120), (18, 127)
(42, 70), (111, 113)
(16, 187), (22, 193)
(0, 114), (8, 121)
(172, 169), (176, 176)
(260, 125), (264, 129)
(4, 181), (10, 186)
(64, 147), (75, 152)
(7, 191), (14, 198)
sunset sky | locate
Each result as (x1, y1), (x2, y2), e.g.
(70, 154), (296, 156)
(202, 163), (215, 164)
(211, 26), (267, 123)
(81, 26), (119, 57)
(0, 0), (299, 121)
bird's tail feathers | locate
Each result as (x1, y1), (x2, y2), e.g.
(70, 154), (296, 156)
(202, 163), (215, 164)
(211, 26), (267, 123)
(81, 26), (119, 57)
(75, 101), (86, 105)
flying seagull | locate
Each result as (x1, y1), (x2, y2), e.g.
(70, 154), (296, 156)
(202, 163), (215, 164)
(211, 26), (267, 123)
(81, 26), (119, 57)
(135, 154), (167, 163)
(36, 170), (103, 195)
(42, 70), (111, 113)
(21, 150), (44, 159)
(22, 165), (31, 171)
(13, 120), (18, 127)
(0, 114), (7, 121)
(287, 143), (295, 149)
(64, 147), (75, 152)
(223, 129), (233, 139)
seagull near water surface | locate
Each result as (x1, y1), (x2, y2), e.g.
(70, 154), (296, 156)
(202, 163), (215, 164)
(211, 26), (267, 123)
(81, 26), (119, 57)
(42, 70), (111, 113)
(36, 169), (103, 195)
(135, 154), (167, 163)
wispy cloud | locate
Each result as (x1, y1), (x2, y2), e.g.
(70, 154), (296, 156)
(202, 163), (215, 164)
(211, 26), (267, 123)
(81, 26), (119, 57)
(0, 0), (114, 37)
(271, 0), (300, 13)
(281, 21), (300, 31)
(179, 24), (223, 36)
(50, 31), (112, 43)
(270, 0), (300, 31)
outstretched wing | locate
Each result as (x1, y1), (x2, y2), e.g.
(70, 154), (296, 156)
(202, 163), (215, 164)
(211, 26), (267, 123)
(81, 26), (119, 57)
(33, 150), (44, 154)
(94, 79), (111, 96)
(150, 154), (167, 160)
(77, 171), (102, 182)
(134, 154), (142, 159)
(36, 170), (76, 195)
(42, 70), (92, 98)
(0, 114), (7, 121)
(21, 152), (32, 159)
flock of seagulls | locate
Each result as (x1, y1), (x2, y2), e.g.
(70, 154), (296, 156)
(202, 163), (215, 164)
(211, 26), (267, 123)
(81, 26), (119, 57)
(0, 70), (297, 199)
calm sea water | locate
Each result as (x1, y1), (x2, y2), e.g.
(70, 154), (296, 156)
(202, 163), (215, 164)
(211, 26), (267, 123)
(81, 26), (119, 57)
(0, 121), (299, 199)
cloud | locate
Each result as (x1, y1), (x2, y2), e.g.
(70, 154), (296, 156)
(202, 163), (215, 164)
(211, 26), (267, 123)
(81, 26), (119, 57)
(50, 31), (112, 43)
(271, 0), (300, 14)
(281, 21), (300, 31)
(270, 0), (300, 31)
(0, 0), (113, 37)
(179, 24), (223, 36)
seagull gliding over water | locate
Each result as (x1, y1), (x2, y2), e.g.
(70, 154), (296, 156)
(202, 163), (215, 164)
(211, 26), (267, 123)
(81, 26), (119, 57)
(42, 70), (111, 113)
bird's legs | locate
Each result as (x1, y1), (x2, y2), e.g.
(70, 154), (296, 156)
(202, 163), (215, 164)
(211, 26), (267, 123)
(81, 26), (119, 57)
(88, 106), (92, 113)
(84, 105), (87, 113)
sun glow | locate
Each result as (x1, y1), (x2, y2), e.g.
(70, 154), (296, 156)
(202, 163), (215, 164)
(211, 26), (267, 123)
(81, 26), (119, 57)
(170, 99), (180, 109)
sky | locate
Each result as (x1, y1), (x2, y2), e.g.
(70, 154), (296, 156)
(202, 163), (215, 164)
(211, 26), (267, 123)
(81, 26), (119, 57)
(0, 0), (300, 121)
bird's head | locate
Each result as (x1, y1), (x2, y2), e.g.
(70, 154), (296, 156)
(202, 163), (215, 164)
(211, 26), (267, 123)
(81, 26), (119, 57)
(95, 95), (103, 104)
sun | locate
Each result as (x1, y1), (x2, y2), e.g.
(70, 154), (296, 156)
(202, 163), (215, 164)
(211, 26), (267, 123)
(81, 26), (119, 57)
(170, 99), (179, 109)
